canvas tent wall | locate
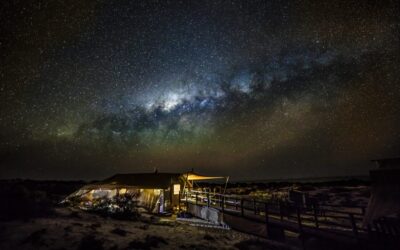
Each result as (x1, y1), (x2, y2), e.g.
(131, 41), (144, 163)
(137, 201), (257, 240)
(363, 158), (400, 226)
(66, 173), (183, 213)
(65, 171), (227, 213)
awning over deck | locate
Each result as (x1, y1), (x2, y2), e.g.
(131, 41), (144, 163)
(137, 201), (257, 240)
(184, 172), (226, 181)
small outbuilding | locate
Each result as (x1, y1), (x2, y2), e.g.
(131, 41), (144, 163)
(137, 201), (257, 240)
(363, 157), (400, 226)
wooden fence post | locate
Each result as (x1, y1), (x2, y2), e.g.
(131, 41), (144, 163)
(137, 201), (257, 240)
(264, 203), (269, 224)
(195, 193), (198, 205)
(178, 191), (181, 212)
(221, 196), (225, 213)
(313, 204), (319, 228)
(265, 203), (269, 238)
(207, 193), (210, 207)
(297, 207), (303, 231)
(279, 201), (284, 221)
(241, 199), (244, 217)
(296, 207), (306, 249)
(349, 214), (359, 239)
(185, 191), (188, 209)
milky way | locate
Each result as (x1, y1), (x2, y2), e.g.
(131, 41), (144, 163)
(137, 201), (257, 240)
(1, 0), (400, 180)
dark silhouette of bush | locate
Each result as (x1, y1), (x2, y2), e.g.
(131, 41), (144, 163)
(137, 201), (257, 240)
(77, 235), (104, 250)
(0, 184), (54, 221)
(203, 234), (215, 241)
(234, 238), (290, 250)
(111, 227), (128, 236)
(21, 228), (47, 247)
(128, 235), (168, 249)
(0, 179), (85, 221)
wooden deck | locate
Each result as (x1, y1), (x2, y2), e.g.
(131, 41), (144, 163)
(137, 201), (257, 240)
(180, 190), (370, 248)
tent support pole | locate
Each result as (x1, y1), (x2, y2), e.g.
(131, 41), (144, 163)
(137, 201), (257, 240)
(223, 176), (230, 195)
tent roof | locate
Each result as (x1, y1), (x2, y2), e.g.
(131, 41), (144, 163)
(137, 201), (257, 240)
(86, 172), (182, 189)
(80, 171), (226, 190)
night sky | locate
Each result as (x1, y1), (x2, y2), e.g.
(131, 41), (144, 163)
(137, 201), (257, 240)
(1, 0), (399, 180)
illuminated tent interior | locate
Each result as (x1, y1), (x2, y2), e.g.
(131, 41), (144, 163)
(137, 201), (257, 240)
(64, 171), (227, 213)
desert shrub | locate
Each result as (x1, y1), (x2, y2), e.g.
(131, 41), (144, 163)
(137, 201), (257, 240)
(109, 245), (119, 250)
(138, 224), (149, 230)
(0, 180), (85, 203)
(152, 221), (174, 227)
(180, 244), (217, 250)
(203, 234), (215, 241)
(234, 238), (290, 250)
(86, 194), (141, 220)
(128, 235), (168, 250)
(0, 185), (54, 221)
(78, 235), (104, 250)
(88, 223), (101, 230)
(234, 239), (265, 250)
(21, 228), (47, 247)
(111, 227), (127, 236)
(68, 211), (81, 218)
(63, 226), (72, 235)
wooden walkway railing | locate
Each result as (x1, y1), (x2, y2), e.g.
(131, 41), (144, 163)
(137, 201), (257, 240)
(179, 190), (366, 240)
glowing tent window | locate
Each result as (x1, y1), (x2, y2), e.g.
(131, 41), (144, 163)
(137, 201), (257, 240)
(173, 184), (181, 195)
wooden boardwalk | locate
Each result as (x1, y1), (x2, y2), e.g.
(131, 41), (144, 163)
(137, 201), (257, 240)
(180, 190), (369, 248)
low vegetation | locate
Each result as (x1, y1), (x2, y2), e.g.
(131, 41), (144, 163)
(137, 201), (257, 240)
(0, 180), (82, 221)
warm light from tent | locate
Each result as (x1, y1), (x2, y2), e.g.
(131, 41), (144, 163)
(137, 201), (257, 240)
(173, 184), (180, 195)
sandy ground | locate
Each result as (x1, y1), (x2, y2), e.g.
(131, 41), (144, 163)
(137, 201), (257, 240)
(0, 207), (287, 250)
(0, 180), (370, 250)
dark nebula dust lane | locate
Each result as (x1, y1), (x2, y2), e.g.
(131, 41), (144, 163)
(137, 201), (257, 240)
(1, 0), (400, 180)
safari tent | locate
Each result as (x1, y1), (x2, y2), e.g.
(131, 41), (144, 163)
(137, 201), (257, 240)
(64, 171), (226, 213)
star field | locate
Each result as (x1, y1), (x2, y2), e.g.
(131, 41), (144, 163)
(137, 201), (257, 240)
(1, 0), (400, 180)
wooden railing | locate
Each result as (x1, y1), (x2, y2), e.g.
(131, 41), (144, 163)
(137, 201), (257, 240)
(180, 190), (366, 239)
(367, 217), (400, 249)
